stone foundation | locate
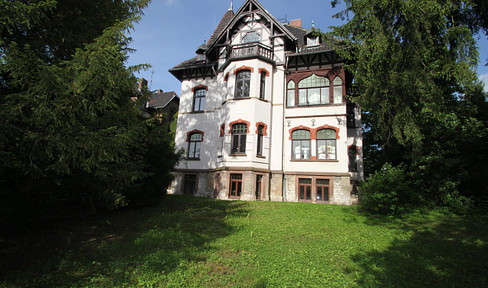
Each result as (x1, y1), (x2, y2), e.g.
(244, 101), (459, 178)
(169, 170), (357, 205)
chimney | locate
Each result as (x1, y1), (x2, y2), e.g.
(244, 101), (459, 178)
(290, 19), (302, 28)
(137, 78), (148, 91)
(156, 89), (163, 93)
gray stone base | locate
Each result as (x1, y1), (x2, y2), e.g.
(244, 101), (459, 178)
(169, 170), (358, 205)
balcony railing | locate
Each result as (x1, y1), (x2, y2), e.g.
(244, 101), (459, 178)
(229, 42), (273, 61)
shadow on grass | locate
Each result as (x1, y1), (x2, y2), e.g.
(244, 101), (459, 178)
(350, 212), (488, 287)
(0, 195), (249, 287)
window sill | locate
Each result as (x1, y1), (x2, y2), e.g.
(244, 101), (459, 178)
(291, 159), (339, 162)
(186, 158), (201, 161)
(189, 111), (205, 114)
(286, 103), (344, 108)
(229, 153), (247, 157)
(256, 155), (266, 159)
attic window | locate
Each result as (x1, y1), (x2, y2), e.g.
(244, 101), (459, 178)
(242, 31), (260, 44)
(197, 53), (206, 61)
(307, 36), (319, 46)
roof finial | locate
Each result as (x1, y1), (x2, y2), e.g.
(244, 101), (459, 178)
(229, 0), (233, 11)
(312, 20), (315, 28)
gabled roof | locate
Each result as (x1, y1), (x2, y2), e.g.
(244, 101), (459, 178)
(208, 8), (234, 47)
(146, 91), (179, 109)
(207, 0), (297, 52)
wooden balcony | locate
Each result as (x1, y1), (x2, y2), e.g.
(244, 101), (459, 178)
(229, 43), (273, 62)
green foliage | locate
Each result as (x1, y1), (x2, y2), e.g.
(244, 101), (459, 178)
(1, 196), (487, 287)
(358, 163), (417, 214)
(330, 0), (488, 213)
(0, 0), (178, 222)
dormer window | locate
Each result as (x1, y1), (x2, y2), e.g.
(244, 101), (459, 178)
(242, 31), (260, 44)
(197, 53), (206, 61)
(307, 36), (319, 46)
(195, 41), (207, 61)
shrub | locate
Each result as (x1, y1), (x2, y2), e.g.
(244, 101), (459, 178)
(358, 163), (417, 214)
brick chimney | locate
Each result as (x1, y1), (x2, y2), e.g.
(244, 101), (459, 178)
(156, 89), (163, 93)
(290, 19), (302, 28)
(137, 78), (148, 91)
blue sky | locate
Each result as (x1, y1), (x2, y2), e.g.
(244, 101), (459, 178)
(126, 0), (488, 95)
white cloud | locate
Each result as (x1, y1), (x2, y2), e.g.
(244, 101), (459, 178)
(165, 0), (175, 4)
(480, 73), (488, 93)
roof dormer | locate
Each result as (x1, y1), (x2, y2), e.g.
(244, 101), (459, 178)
(196, 40), (207, 61)
(305, 21), (320, 47)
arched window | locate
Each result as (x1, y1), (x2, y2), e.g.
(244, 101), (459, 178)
(292, 129), (311, 159)
(348, 146), (358, 172)
(298, 74), (330, 106)
(235, 70), (251, 98)
(317, 129), (336, 160)
(256, 125), (264, 156)
(259, 71), (266, 99)
(193, 88), (206, 112)
(188, 132), (202, 159)
(287, 81), (295, 107)
(231, 123), (247, 154)
(333, 77), (343, 104)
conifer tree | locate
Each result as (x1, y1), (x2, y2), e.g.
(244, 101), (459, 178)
(330, 0), (488, 212)
(0, 0), (179, 221)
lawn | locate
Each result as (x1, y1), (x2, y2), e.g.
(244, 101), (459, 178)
(1, 195), (487, 287)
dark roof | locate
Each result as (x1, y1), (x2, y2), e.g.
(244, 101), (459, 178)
(171, 8), (233, 71)
(208, 9), (234, 46)
(284, 25), (307, 48)
(146, 91), (179, 109)
(285, 24), (336, 54)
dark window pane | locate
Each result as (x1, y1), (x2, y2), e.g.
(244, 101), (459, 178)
(240, 135), (246, 153)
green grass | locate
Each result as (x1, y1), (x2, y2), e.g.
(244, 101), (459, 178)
(1, 195), (487, 287)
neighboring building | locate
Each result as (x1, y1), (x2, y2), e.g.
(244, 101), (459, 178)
(146, 89), (179, 127)
(168, 0), (363, 204)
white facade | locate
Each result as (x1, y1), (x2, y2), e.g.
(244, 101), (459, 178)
(169, 0), (363, 204)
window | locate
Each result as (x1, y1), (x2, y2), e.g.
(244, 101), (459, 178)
(193, 88), (206, 112)
(231, 123), (247, 154)
(235, 70), (251, 98)
(197, 53), (206, 61)
(259, 71), (266, 99)
(256, 125), (264, 156)
(287, 81), (295, 106)
(333, 77), (343, 104)
(229, 173), (243, 197)
(292, 129), (311, 160)
(307, 36), (319, 46)
(348, 146), (358, 172)
(298, 74), (330, 106)
(242, 31), (260, 44)
(255, 175), (263, 199)
(347, 103), (356, 128)
(188, 133), (202, 159)
(317, 129), (336, 160)
(298, 178), (312, 200)
(316, 179), (330, 202)
(183, 174), (197, 195)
